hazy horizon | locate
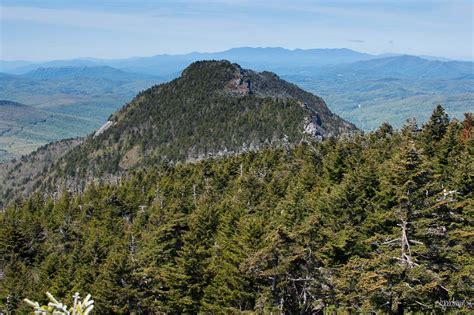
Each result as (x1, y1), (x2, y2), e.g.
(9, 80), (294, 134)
(1, 46), (473, 64)
(1, 0), (472, 62)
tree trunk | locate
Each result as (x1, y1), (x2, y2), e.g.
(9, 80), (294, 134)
(397, 302), (404, 315)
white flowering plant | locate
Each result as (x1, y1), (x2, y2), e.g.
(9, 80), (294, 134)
(23, 292), (94, 315)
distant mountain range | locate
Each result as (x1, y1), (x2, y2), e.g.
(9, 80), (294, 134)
(2, 47), (469, 76)
(1, 48), (375, 75)
(317, 55), (474, 79)
(0, 47), (472, 160)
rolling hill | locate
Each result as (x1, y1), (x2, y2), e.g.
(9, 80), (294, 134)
(0, 66), (162, 114)
(0, 100), (96, 162)
(0, 67), (163, 160)
(23, 66), (158, 81)
(284, 56), (474, 129)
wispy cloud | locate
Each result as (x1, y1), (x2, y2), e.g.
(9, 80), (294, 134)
(1, 6), (176, 32)
(1, 1), (472, 60)
(1, 7), (148, 29)
(1, 4), (244, 33)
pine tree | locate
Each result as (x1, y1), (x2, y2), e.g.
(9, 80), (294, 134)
(201, 205), (255, 313)
(361, 140), (441, 313)
(421, 105), (450, 156)
(401, 117), (419, 140)
(93, 242), (141, 314)
(460, 112), (473, 143)
(135, 204), (188, 312)
(165, 204), (219, 313)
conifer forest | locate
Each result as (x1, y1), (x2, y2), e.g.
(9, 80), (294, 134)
(1, 106), (472, 313)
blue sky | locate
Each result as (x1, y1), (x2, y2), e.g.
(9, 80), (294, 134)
(1, 0), (473, 61)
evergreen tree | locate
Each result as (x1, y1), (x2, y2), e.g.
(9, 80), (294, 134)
(166, 204), (219, 313)
(422, 105), (450, 155)
(93, 242), (141, 314)
(201, 204), (255, 313)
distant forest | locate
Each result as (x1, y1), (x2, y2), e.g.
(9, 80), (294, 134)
(0, 106), (472, 314)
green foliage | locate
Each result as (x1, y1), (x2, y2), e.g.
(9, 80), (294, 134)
(0, 107), (472, 313)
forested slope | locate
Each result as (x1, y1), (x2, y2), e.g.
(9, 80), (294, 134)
(1, 107), (472, 313)
(0, 60), (355, 202)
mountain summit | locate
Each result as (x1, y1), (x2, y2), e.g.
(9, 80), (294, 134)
(1, 60), (356, 198)
(73, 60), (355, 170)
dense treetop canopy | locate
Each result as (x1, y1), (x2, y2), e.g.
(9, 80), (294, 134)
(1, 107), (472, 313)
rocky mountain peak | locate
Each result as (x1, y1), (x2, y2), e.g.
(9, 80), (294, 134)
(0, 60), (358, 200)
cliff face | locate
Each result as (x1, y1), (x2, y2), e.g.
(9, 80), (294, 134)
(220, 63), (356, 137)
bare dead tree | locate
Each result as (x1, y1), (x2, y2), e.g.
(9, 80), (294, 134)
(383, 219), (422, 268)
